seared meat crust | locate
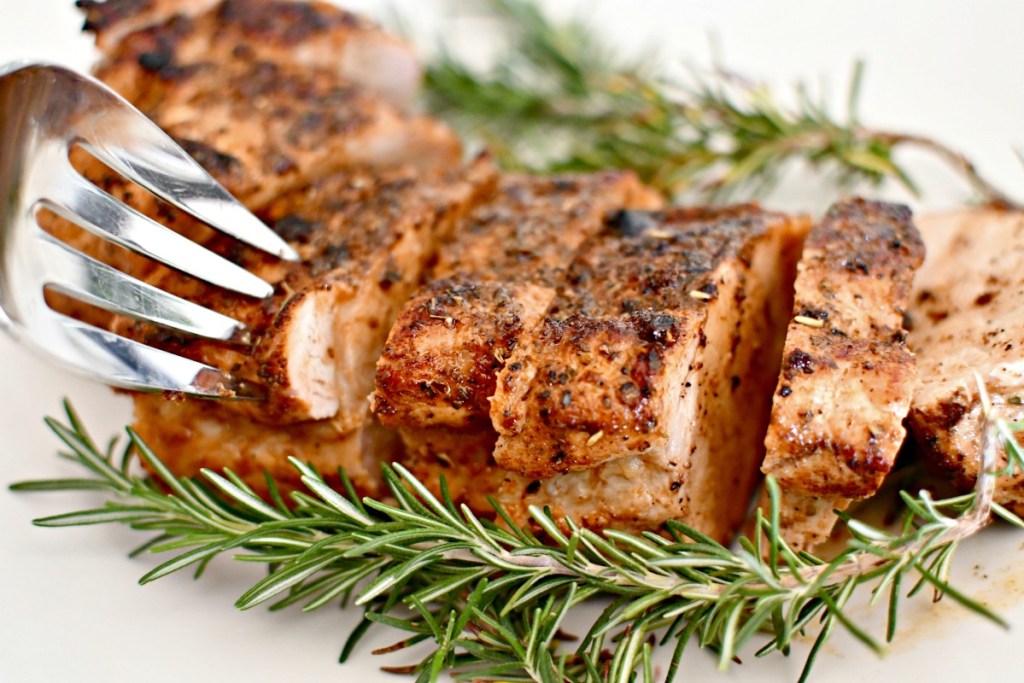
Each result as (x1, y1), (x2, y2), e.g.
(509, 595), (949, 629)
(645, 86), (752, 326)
(101, 56), (458, 209)
(491, 206), (807, 540)
(760, 198), (924, 551)
(907, 209), (1024, 514)
(374, 279), (553, 430)
(373, 172), (662, 506)
(375, 172), (660, 430)
(430, 174), (663, 280)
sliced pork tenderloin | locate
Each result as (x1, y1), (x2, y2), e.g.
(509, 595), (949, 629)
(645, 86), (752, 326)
(491, 206), (808, 541)
(373, 172), (663, 507)
(758, 199), (924, 551)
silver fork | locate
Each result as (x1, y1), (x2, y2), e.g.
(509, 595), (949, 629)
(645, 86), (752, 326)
(0, 63), (298, 399)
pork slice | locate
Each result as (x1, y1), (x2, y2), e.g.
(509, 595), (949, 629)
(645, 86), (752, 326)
(112, 158), (497, 429)
(907, 208), (1024, 513)
(372, 281), (551, 514)
(75, 1), (460, 215)
(491, 206), (808, 541)
(46, 14), (461, 324)
(429, 174), (663, 280)
(758, 199), (924, 551)
(79, 0), (422, 107)
(372, 172), (663, 505)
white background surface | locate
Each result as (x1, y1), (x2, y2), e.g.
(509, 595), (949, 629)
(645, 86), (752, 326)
(3, 1), (1024, 682)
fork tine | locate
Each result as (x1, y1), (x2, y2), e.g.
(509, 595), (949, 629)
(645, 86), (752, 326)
(35, 232), (251, 344)
(44, 167), (276, 299)
(77, 120), (299, 262)
(55, 315), (264, 399)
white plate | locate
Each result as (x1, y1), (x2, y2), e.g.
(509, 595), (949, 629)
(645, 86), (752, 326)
(3, 1), (1024, 681)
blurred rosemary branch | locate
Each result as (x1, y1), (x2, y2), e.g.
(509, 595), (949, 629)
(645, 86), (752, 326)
(11, 401), (1024, 682)
(423, 0), (1018, 207)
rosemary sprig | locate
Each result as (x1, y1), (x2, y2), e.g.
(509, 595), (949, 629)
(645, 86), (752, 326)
(11, 400), (1024, 682)
(423, 0), (1018, 207)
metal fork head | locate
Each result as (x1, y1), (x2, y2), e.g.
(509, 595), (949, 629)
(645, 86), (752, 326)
(0, 63), (298, 399)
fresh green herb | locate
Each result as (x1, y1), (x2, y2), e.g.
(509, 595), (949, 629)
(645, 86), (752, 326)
(423, 0), (1018, 207)
(11, 400), (1023, 682)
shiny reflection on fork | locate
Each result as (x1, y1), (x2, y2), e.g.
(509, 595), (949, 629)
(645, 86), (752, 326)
(0, 63), (298, 399)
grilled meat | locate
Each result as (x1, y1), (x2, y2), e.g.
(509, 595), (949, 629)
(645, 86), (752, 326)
(52, 0), (461, 303)
(61, 0), (460, 276)
(491, 206), (808, 540)
(64, 1), (941, 541)
(80, 0), (422, 107)
(375, 279), (555, 430)
(50, 0), (492, 497)
(373, 172), (662, 506)
(907, 209), (1024, 513)
(114, 158), (497, 428)
(759, 199), (924, 551)
(376, 173), (662, 427)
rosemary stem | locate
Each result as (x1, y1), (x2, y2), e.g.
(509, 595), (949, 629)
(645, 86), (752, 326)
(864, 129), (1021, 210)
(422, 0), (1022, 209)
